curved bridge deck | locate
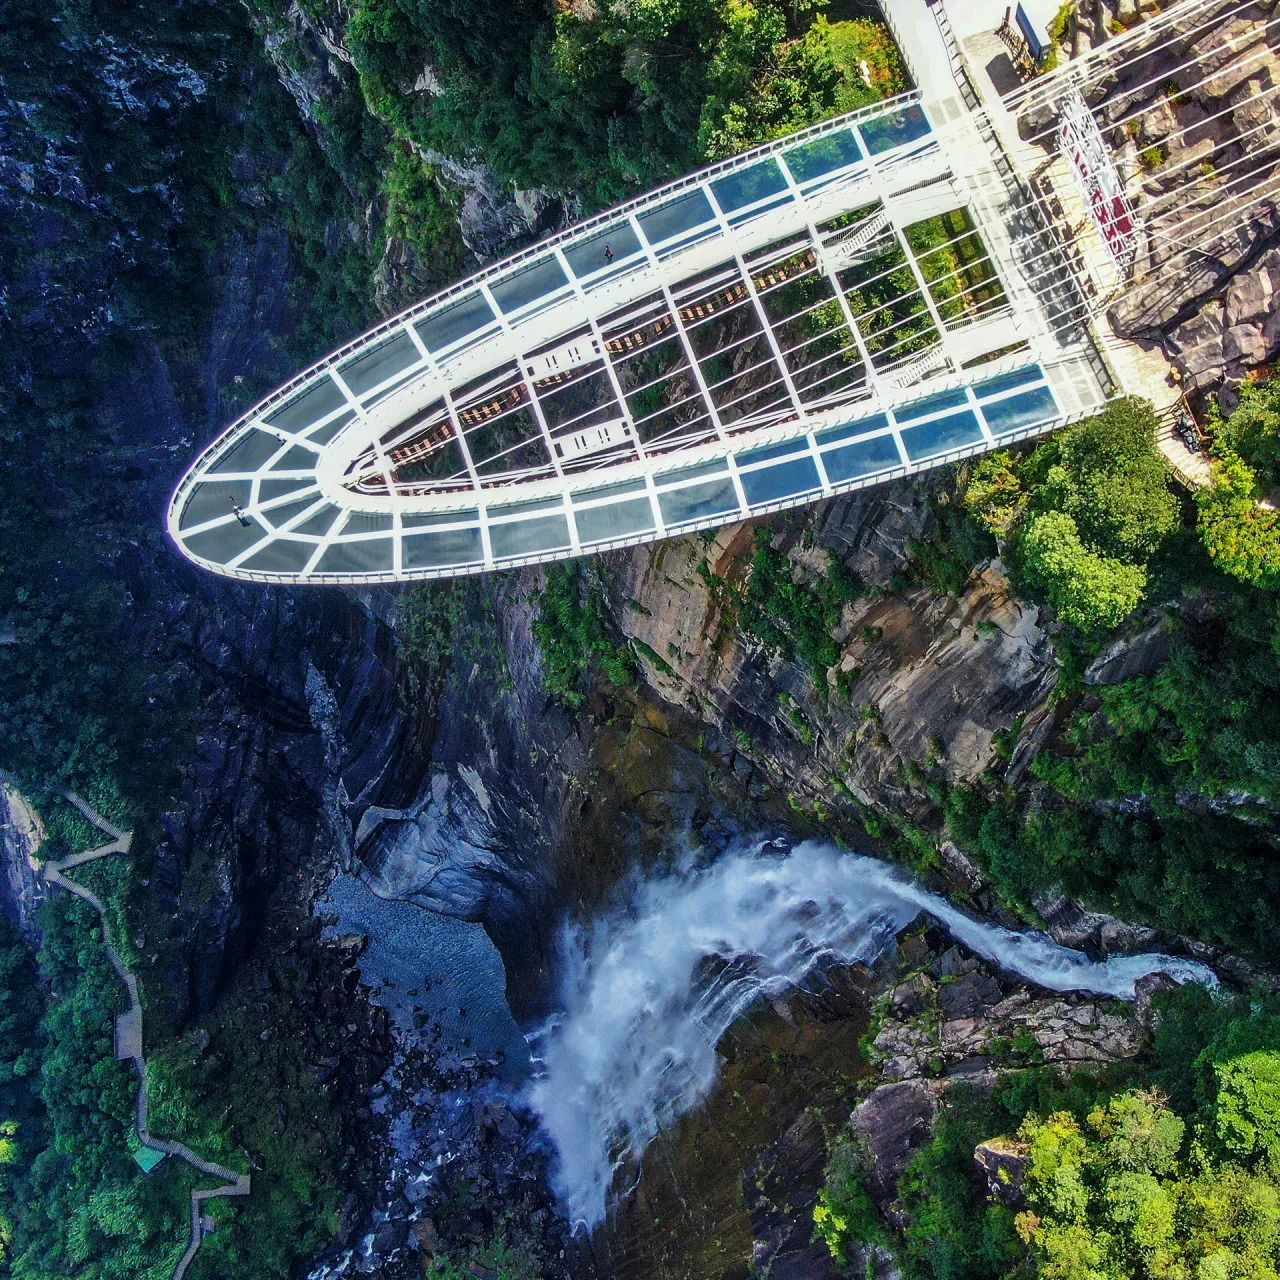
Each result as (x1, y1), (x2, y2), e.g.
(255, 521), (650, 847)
(170, 76), (1110, 584)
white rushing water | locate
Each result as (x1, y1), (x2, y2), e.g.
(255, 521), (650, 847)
(527, 840), (1216, 1230)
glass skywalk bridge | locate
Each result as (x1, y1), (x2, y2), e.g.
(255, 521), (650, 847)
(169, 91), (1107, 584)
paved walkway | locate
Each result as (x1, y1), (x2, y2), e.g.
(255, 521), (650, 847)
(19, 778), (251, 1280)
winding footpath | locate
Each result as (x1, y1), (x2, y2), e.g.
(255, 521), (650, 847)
(33, 785), (251, 1280)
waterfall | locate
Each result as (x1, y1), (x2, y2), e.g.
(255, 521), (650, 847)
(526, 840), (1216, 1230)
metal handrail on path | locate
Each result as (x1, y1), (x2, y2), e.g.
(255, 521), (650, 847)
(10, 776), (251, 1280)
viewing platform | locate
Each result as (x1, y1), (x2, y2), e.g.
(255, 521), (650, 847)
(169, 64), (1110, 585)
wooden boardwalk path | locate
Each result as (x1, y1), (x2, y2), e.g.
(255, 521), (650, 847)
(23, 779), (251, 1280)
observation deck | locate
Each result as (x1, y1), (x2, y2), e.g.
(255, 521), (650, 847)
(169, 85), (1109, 585)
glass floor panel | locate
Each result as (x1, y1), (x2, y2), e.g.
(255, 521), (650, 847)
(899, 409), (983, 461)
(315, 538), (395, 575)
(182, 516), (265, 563)
(490, 256), (570, 317)
(782, 130), (863, 187)
(981, 385), (1059, 437)
(858, 104), (932, 156)
(741, 455), (822, 506)
(414, 291), (497, 355)
(179, 479), (253, 529)
(240, 538), (316, 575)
(563, 223), (644, 281)
(489, 514), (572, 560)
(710, 159), (794, 225)
(574, 496), (656, 544)
(895, 387), (969, 424)
(338, 330), (421, 399)
(403, 527), (484, 569)
(636, 189), (717, 250)
(264, 378), (346, 434)
(814, 412), (890, 449)
(208, 429), (282, 475)
(973, 364), (1045, 400)
(658, 476), (740, 525)
(821, 432), (901, 482)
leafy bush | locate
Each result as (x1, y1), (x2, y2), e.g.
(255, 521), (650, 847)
(533, 564), (635, 709)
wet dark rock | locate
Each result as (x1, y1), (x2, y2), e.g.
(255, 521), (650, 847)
(850, 1082), (938, 1204)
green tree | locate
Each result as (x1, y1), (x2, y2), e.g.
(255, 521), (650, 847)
(1019, 510), (1147, 631)
(1196, 454), (1280, 590)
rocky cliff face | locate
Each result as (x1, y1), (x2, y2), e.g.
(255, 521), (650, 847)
(1042, 1), (1280, 396)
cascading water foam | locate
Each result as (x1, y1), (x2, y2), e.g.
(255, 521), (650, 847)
(526, 840), (1216, 1230)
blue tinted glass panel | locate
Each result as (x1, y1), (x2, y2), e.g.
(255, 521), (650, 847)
(263, 495), (320, 530)
(575, 478), (648, 503)
(414, 292), (496, 354)
(895, 388), (968, 424)
(782, 130), (863, 186)
(264, 378), (346, 434)
(489, 257), (569, 317)
(973, 364), (1045, 400)
(656, 460), (728, 487)
(858, 104), (932, 156)
(489, 515), (571, 560)
(305, 410), (355, 445)
(343, 511), (395, 534)
(739, 440), (809, 468)
(404, 527), (483, 568)
(488, 498), (564, 517)
(658, 476), (739, 525)
(182, 516), (264, 561)
(563, 223), (643, 281)
(982, 386), (1059, 437)
(710, 160), (793, 225)
(899, 410), (983, 461)
(814, 413), (889, 448)
(575, 497), (656, 544)
(209, 429), (281, 475)
(742, 456), (821, 506)
(179, 479), (252, 530)
(259, 478), (314, 503)
(315, 539), (395, 574)
(339, 331), (420, 398)
(294, 504), (342, 537)
(821, 433), (901, 482)
(403, 510), (478, 528)
(636, 190), (716, 249)
(269, 444), (317, 471)
(240, 538), (315, 574)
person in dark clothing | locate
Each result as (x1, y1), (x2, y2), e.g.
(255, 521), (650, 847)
(603, 243), (615, 264)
